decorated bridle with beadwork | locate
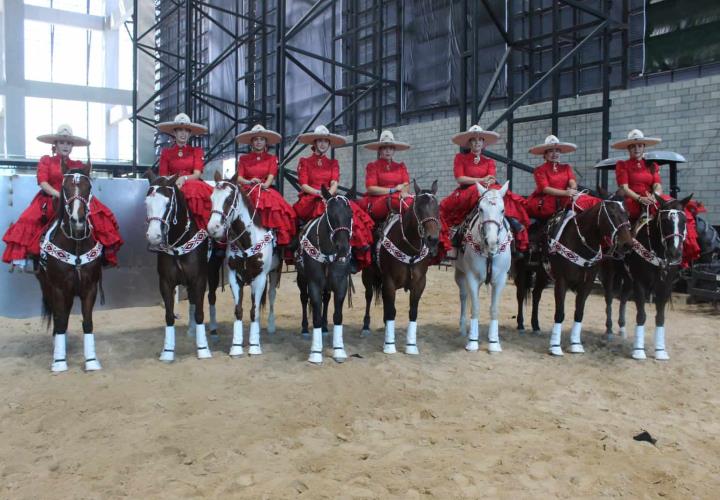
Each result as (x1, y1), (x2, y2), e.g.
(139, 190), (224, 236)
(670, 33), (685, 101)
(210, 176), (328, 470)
(60, 172), (93, 241)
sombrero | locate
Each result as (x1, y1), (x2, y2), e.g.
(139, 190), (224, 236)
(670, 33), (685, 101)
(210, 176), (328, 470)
(235, 124), (282, 145)
(156, 113), (208, 136)
(611, 129), (662, 150)
(364, 130), (410, 151)
(451, 124), (500, 147)
(529, 135), (577, 155)
(37, 124), (90, 147)
(298, 125), (346, 147)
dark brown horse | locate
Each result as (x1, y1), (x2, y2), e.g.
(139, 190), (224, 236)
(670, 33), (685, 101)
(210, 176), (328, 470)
(362, 180), (441, 355)
(145, 172), (211, 362)
(513, 198), (633, 355)
(37, 165), (104, 372)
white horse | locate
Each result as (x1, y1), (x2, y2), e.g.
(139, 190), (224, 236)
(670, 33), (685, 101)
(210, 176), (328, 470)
(454, 181), (512, 353)
(207, 173), (280, 356)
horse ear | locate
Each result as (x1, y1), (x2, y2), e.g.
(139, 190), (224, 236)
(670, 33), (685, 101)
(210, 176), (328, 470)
(321, 184), (332, 200)
(230, 172), (238, 184)
(145, 169), (157, 183)
(476, 182), (487, 196)
(214, 170), (222, 183)
(346, 187), (357, 200)
(653, 192), (666, 208)
(430, 180), (438, 195)
(679, 193), (694, 209)
(167, 174), (179, 186)
(82, 162), (92, 177)
(413, 178), (421, 195)
(596, 184), (609, 199)
(498, 180), (509, 197)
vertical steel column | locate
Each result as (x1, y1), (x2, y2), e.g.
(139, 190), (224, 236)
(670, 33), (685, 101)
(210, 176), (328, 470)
(507, 0), (515, 190)
(600, 0), (611, 189)
(184, 0), (193, 114)
(551, 0), (560, 135)
(350, 0), (359, 192)
(470, 0), (480, 125)
(459, 0), (468, 131)
(275, 0), (286, 194)
(331, 0), (337, 162)
(132, 0), (138, 171)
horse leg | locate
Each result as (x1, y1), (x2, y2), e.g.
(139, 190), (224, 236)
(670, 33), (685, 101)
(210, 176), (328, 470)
(297, 272), (310, 337)
(382, 279), (398, 354)
(515, 261), (527, 332)
(308, 279), (325, 364)
(361, 269), (374, 337)
(618, 276), (631, 339)
(331, 273), (349, 363)
(228, 269), (244, 357)
(569, 280), (593, 354)
(632, 283), (648, 360)
(207, 251), (222, 343)
(653, 289), (670, 361)
(159, 278), (177, 362)
(186, 291), (197, 338)
(464, 273), (481, 352)
(531, 271), (546, 335)
(602, 265), (615, 338)
(266, 268), (280, 334)
(81, 281), (102, 371)
(549, 278), (567, 356)
(248, 273), (267, 356)
(192, 276), (211, 360)
(455, 267), (468, 337)
(488, 270), (508, 353)
(50, 286), (71, 372)
(321, 290), (331, 335)
(405, 274), (426, 355)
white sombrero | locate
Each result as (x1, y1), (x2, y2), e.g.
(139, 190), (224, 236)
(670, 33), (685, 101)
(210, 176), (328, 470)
(611, 129), (662, 150)
(156, 113), (208, 136)
(451, 124), (500, 147)
(364, 130), (410, 151)
(37, 124), (90, 147)
(298, 125), (346, 147)
(235, 124), (282, 145)
(529, 135), (577, 155)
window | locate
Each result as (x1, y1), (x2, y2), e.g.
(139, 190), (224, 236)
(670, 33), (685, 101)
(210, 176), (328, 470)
(24, 0), (106, 16)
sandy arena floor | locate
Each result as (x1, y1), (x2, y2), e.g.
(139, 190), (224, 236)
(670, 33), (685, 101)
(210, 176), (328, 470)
(1, 266), (719, 498)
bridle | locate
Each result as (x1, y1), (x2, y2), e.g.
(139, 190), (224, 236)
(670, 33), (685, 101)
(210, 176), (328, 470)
(211, 180), (245, 244)
(59, 172), (93, 241)
(596, 200), (631, 253)
(399, 192), (440, 252)
(637, 206), (686, 267)
(319, 195), (353, 261)
(471, 190), (510, 256)
(146, 179), (191, 248)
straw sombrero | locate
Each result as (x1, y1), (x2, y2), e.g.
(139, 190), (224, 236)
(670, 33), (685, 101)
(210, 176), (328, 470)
(451, 124), (500, 147)
(364, 130), (410, 151)
(235, 124), (282, 145)
(298, 125), (346, 147)
(156, 113), (208, 136)
(611, 129), (662, 150)
(37, 124), (90, 147)
(529, 135), (577, 155)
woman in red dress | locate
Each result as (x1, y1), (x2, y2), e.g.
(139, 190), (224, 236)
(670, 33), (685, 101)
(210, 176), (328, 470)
(234, 124), (296, 246)
(156, 113), (213, 232)
(2, 125), (123, 269)
(612, 129), (701, 266)
(440, 125), (530, 255)
(293, 125), (374, 270)
(526, 135), (600, 220)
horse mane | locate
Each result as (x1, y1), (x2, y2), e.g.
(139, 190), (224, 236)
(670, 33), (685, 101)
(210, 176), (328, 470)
(236, 184), (261, 227)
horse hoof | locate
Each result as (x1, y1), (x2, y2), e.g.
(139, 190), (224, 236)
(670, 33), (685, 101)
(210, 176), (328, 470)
(210, 331), (220, 344)
(654, 350), (670, 361)
(619, 327), (627, 339)
(405, 345), (420, 355)
(197, 348), (213, 360)
(333, 348), (348, 362)
(532, 330), (542, 336)
(267, 322), (276, 335)
(488, 342), (502, 353)
(85, 360), (102, 371)
(301, 331), (310, 339)
(248, 345), (263, 356)
(186, 328), (195, 338)
(569, 343), (585, 354)
(517, 326), (525, 332)
(632, 349), (646, 360)
(308, 353), (323, 364)
(383, 344), (397, 354)
(459, 330), (467, 338)
(159, 351), (175, 363)
(549, 346), (564, 356)
(361, 329), (371, 337)
(465, 341), (479, 352)
(229, 346), (244, 357)
(51, 361), (68, 373)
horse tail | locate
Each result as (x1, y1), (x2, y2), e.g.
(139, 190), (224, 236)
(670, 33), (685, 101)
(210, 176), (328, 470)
(372, 280), (382, 305)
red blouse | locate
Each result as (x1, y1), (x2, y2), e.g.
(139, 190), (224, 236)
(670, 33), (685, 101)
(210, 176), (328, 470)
(37, 155), (85, 191)
(453, 152), (496, 179)
(159, 145), (204, 177)
(365, 159), (410, 189)
(533, 162), (576, 193)
(237, 151), (278, 181)
(297, 154), (339, 189)
(615, 159), (661, 195)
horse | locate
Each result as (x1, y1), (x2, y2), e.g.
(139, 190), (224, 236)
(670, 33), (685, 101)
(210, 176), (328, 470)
(601, 194), (692, 360)
(145, 172), (212, 361)
(36, 166), (104, 372)
(295, 187), (354, 364)
(513, 197), (633, 355)
(454, 182), (512, 352)
(361, 180), (441, 355)
(207, 172), (280, 357)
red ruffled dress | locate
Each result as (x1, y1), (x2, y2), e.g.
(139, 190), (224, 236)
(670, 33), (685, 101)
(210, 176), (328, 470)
(615, 158), (700, 266)
(237, 151), (296, 245)
(526, 161), (600, 219)
(159, 144), (213, 231)
(2, 155), (124, 266)
(293, 153), (375, 269)
(439, 152), (530, 252)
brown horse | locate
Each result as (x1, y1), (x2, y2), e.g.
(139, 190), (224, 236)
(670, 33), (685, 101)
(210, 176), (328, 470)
(361, 180), (441, 355)
(145, 172), (211, 362)
(514, 197), (633, 355)
(37, 166), (104, 372)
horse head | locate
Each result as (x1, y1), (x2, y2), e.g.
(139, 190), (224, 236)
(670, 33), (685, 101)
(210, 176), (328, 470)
(410, 179), (441, 256)
(321, 185), (353, 260)
(474, 181), (509, 254)
(208, 171), (245, 240)
(60, 165), (93, 239)
(144, 172), (180, 246)
(597, 198), (633, 255)
(652, 193), (692, 264)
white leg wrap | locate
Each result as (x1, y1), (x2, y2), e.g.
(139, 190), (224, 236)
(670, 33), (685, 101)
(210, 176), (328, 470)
(248, 321), (262, 355)
(332, 325), (347, 362)
(229, 320), (244, 357)
(159, 326), (175, 362)
(187, 303), (197, 337)
(569, 322), (585, 354)
(209, 305), (218, 332)
(383, 320), (397, 354)
(633, 325), (646, 360)
(195, 323), (212, 359)
(465, 318), (479, 352)
(405, 321), (419, 355)
(549, 323), (563, 356)
(309, 327), (323, 364)
(83, 333), (102, 371)
(52, 333), (68, 373)
(487, 319), (502, 353)
(654, 326), (669, 361)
